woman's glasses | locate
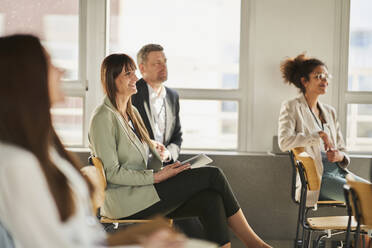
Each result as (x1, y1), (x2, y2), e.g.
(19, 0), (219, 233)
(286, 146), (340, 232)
(313, 72), (332, 81)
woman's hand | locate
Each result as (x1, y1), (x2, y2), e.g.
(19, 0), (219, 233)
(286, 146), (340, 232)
(326, 149), (344, 163)
(318, 131), (334, 151)
(154, 161), (190, 183)
(141, 229), (186, 248)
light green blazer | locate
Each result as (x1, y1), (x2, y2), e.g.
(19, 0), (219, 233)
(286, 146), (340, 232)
(88, 96), (162, 218)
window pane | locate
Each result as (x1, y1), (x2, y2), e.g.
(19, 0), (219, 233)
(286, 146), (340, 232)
(0, 0), (79, 80)
(109, 0), (240, 89)
(180, 100), (238, 149)
(51, 97), (83, 146)
(346, 104), (372, 151)
(348, 0), (372, 91)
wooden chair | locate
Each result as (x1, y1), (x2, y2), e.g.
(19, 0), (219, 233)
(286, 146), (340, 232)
(290, 147), (345, 206)
(83, 156), (172, 230)
(344, 178), (372, 248)
(289, 148), (346, 247)
(290, 148), (353, 248)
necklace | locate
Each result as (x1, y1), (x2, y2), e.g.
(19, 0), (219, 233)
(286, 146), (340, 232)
(308, 105), (324, 131)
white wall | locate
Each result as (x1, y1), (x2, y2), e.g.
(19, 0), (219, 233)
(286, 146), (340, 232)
(245, 0), (343, 152)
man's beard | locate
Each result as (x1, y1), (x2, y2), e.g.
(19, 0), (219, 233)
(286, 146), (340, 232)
(158, 74), (167, 83)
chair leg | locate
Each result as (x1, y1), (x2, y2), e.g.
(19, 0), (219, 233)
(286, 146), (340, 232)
(315, 233), (329, 248)
(302, 228), (307, 248)
(306, 230), (312, 248)
(294, 238), (302, 248)
(314, 234), (323, 248)
(300, 208), (308, 247)
(295, 206), (302, 248)
(345, 221), (352, 247)
(354, 224), (361, 248)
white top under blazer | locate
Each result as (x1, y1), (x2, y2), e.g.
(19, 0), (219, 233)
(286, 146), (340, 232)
(0, 142), (106, 248)
(278, 94), (350, 206)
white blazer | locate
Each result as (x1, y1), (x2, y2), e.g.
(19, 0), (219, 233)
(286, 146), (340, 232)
(278, 94), (350, 206)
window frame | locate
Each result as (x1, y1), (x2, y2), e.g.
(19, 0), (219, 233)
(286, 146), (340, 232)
(59, 0), (107, 148)
(99, 0), (253, 152)
(50, 0), (88, 147)
(338, 0), (372, 154)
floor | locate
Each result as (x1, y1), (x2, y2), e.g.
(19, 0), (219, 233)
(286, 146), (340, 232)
(231, 238), (292, 248)
(231, 237), (344, 248)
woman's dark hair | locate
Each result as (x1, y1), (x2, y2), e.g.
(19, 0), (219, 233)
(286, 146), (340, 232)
(101, 54), (154, 147)
(0, 34), (92, 222)
(280, 53), (325, 93)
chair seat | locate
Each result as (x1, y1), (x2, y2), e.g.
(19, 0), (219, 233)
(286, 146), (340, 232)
(317, 200), (345, 205)
(100, 216), (152, 224)
(100, 216), (173, 226)
(293, 200), (345, 206)
(361, 225), (372, 230)
(307, 216), (356, 230)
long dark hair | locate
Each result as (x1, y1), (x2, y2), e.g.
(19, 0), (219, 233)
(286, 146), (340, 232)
(0, 34), (92, 222)
(101, 53), (153, 147)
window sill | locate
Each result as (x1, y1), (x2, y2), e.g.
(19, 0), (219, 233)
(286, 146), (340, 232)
(67, 147), (372, 159)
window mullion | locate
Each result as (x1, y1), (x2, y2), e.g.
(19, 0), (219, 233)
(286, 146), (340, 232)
(176, 88), (241, 100)
(79, 0), (88, 89)
(238, 0), (252, 152)
(84, 0), (107, 147)
(339, 0), (351, 147)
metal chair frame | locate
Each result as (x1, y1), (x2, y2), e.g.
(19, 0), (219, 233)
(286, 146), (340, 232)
(87, 156), (173, 230)
(343, 183), (371, 248)
(289, 151), (347, 248)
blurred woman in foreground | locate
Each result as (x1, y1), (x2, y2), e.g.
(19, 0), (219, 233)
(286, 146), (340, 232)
(0, 34), (186, 248)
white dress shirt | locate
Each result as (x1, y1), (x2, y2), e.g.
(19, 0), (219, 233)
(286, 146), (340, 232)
(147, 84), (167, 143)
(0, 142), (106, 248)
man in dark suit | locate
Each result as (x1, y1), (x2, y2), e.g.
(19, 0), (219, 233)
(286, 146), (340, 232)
(132, 44), (205, 239)
(132, 44), (182, 164)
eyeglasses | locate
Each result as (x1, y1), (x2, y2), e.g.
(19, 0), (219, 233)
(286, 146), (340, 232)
(312, 72), (332, 81)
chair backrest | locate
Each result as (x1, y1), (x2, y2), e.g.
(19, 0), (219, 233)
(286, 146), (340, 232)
(347, 179), (372, 226)
(291, 147), (321, 191)
(91, 157), (107, 189)
(289, 150), (298, 203)
(81, 165), (106, 213)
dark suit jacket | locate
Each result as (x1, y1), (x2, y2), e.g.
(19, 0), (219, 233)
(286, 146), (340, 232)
(132, 78), (182, 162)
(133, 80), (204, 238)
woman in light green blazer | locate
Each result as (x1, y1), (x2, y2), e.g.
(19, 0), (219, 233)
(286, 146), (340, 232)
(89, 53), (271, 248)
(89, 94), (163, 218)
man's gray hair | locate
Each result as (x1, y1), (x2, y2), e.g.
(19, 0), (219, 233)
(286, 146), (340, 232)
(137, 44), (164, 65)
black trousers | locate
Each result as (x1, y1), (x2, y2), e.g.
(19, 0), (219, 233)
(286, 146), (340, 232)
(121, 166), (240, 245)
